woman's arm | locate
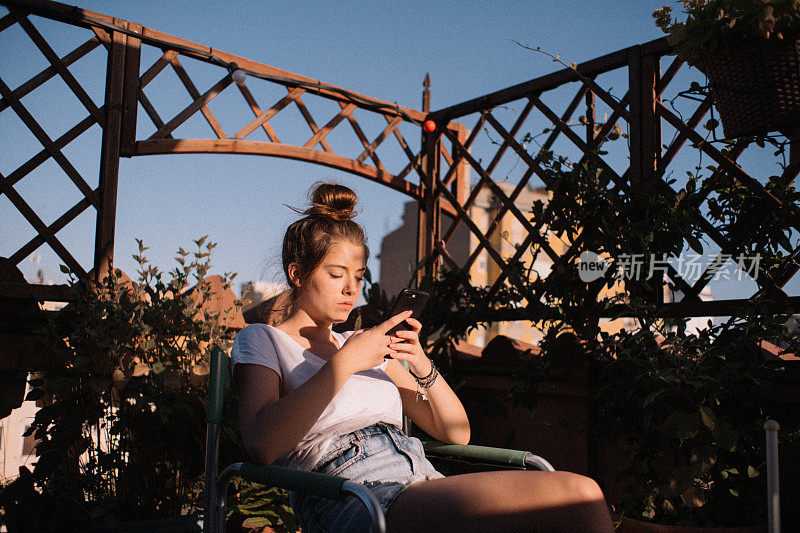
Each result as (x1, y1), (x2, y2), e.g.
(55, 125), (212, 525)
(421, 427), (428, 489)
(383, 318), (470, 445)
(234, 358), (351, 465)
(234, 311), (414, 464)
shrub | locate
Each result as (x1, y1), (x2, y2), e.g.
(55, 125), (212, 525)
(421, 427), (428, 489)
(0, 238), (249, 529)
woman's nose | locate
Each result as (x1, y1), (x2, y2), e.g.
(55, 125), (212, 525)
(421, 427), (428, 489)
(343, 277), (356, 294)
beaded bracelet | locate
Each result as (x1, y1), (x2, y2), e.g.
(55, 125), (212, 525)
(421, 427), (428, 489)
(410, 361), (438, 400)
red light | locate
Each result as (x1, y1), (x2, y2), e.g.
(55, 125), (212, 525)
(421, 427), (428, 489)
(422, 120), (437, 133)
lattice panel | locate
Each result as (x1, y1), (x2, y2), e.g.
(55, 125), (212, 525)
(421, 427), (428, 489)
(130, 36), (429, 195)
(428, 42), (800, 310)
(1, 1), (431, 288)
(3, 0), (797, 313)
(1, 8), (108, 278)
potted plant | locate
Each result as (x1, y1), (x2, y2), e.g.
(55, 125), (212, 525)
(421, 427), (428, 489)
(653, 0), (800, 139)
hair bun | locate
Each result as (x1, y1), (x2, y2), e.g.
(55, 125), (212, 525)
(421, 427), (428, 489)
(303, 182), (358, 221)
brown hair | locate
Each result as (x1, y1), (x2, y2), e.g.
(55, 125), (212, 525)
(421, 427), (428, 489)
(282, 182), (369, 298)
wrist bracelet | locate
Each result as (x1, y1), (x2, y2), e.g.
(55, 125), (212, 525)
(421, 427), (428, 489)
(413, 363), (438, 388)
(413, 362), (438, 401)
(410, 361), (435, 382)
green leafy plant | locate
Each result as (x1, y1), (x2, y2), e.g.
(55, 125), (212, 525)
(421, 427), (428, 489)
(0, 238), (260, 530)
(653, 0), (800, 67)
(415, 140), (800, 526)
(595, 298), (799, 526)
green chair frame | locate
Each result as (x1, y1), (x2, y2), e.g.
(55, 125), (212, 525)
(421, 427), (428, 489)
(203, 346), (554, 533)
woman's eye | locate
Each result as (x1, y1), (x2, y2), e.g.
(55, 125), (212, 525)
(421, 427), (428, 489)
(330, 274), (342, 279)
(356, 278), (364, 283)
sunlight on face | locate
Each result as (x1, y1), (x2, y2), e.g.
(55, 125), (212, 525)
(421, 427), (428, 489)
(295, 240), (367, 324)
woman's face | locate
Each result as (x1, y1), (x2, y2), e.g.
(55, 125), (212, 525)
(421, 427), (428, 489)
(292, 240), (366, 324)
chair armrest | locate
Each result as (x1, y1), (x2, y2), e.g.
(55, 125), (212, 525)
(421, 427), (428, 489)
(215, 462), (386, 533)
(237, 461), (347, 500)
(422, 441), (555, 471)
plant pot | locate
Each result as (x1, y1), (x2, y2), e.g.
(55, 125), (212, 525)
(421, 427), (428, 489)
(616, 517), (766, 533)
(697, 37), (800, 139)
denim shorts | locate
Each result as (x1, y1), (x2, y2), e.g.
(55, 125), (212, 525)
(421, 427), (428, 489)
(289, 422), (444, 532)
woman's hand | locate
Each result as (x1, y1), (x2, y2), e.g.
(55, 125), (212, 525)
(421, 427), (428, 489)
(388, 317), (433, 378)
(382, 316), (471, 445)
(333, 310), (413, 376)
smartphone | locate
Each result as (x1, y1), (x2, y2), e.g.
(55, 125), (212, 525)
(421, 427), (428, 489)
(385, 288), (430, 336)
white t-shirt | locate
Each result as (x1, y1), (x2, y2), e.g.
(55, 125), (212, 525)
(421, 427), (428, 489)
(230, 323), (404, 471)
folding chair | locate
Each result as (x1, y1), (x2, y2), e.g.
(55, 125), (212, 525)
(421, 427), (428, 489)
(203, 346), (554, 533)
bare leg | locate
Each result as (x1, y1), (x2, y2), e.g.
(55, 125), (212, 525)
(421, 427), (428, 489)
(385, 470), (614, 533)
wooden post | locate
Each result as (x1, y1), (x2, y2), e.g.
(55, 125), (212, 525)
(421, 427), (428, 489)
(644, 51), (663, 304)
(628, 44), (661, 187)
(417, 133), (440, 287)
(120, 21), (141, 157)
(426, 132), (441, 281)
(93, 20), (126, 282)
(627, 44), (663, 303)
(417, 74), (440, 287)
(584, 87), (599, 482)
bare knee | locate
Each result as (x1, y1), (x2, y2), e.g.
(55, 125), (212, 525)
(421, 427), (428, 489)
(558, 472), (605, 503)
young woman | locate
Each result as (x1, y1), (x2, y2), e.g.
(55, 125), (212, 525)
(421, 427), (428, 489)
(232, 182), (615, 532)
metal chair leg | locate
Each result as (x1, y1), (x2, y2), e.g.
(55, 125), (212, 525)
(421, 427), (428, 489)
(215, 463), (244, 533)
(341, 480), (387, 533)
(203, 422), (220, 533)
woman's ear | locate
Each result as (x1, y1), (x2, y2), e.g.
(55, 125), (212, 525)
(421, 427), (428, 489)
(287, 262), (302, 288)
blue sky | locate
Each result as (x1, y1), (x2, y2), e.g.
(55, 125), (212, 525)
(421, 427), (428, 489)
(1, 0), (797, 304)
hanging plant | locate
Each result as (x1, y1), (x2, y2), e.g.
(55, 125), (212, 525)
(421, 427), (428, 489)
(654, 0), (800, 138)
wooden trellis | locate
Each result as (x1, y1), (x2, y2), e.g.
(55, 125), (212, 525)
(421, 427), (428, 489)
(1, 0), (798, 322)
(0, 0), (443, 304)
(423, 40), (800, 318)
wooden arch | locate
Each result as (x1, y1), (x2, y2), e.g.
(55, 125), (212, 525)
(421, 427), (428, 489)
(0, 0), (469, 302)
